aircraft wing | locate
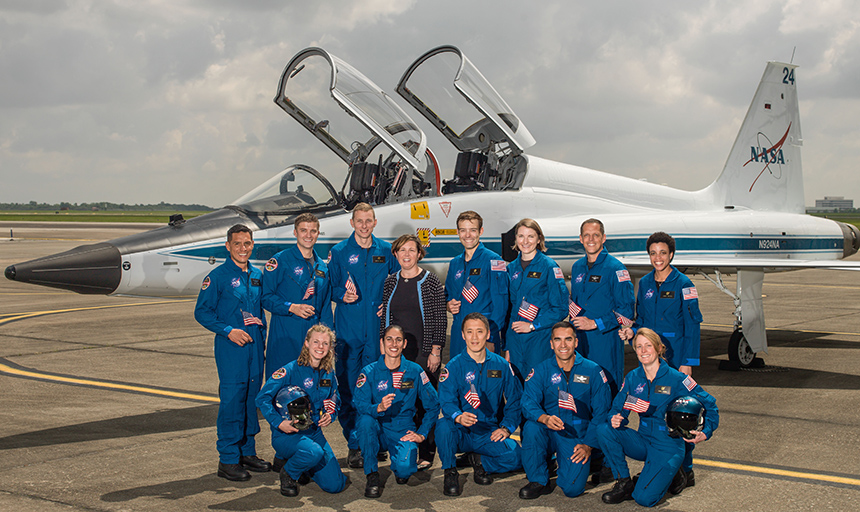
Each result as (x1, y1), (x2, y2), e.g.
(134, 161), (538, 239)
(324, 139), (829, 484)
(616, 256), (860, 273)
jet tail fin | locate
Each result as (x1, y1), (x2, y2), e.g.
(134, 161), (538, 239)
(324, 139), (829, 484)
(704, 62), (804, 213)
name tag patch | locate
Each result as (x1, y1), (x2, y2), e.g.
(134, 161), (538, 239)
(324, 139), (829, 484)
(373, 256), (386, 263)
(573, 374), (590, 384)
(320, 379), (332, 388)
(400, 380), (414, 389)
(589, 275), (602, 283)
(469, 268), (481, 276)
(250, 278), (261, 287)
(487, 370), (502, 378)
(655, 385), (671, 394)
(527, 271), (542, 279)
(661, 291), (675, 299)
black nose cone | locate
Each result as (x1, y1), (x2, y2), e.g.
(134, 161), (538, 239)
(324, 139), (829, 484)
(5, 242), (122, 294)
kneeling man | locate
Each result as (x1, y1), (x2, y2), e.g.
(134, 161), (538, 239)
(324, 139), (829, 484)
(354, 324), (440, 498)
(520, 321), (611, 499)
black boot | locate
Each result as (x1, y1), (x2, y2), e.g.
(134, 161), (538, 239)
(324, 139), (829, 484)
(443, 468), (461, 496)
(519, 481), (551, 499)
(668, 468), (687, 495)
(279, 467), (298, 497)
(348, 448), (364, 469)
(239, 455), (271, 473)
(365, 471), (382, 498)
(271, 457), (286, 473)
(217, 462), (251, 482)
(602, 477), (634, 504)
(685, 469), (696, 487)
(469, 453), (493, 485)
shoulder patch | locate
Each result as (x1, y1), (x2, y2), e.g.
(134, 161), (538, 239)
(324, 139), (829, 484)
(491, 260), (507, 271)
(683, 286), (698, 300)
(439, 367), (449, 383)
(420, 371), (430, 385)
(272, 368), (286, 380)
(201, 276), (210, 290)
(509, 363), (516, 377)
(553, 267), (564, 279)
(525, 369), (534, 382)
(356, 373), (367, 388)
(616, 269), (631, 282)
(265, 258), (278, 272)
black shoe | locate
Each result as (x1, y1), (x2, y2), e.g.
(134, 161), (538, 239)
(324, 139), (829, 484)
(271, 457), (286, 473)
(685, 469), (696, 487)
(668, 469), (687, 495)
(298, 472), (311, 486)
(396, 476), (409, 485)
(377, 450), (388, 462)
(365, 471), (382, 498)
(547, 458), (558, 478)
(469, 453), (492, 485)
(348, 448), (363, 469)
(279, 467), (298, 497)
(602, 477), (634, 504)
(217, 462), (251, 481)
(519, 481), (551, 499)
(455, 452), (471, 468)
(239, 455), (271, 473)
(592, 465), (614, 485)
(443, 468), (461, 496)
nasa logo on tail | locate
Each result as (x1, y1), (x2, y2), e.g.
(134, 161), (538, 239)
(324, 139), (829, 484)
(745, 124), (791, 192)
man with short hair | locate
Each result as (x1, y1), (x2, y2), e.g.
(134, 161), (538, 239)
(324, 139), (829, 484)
(353, 325), (439, 498)
(519, 321), (611, 499)
(569, 218), (635, 394)
(263, 213), (333, 377)
(436, 313), (523, 496)
(446, 210), (510, 355)
(195, 224), (271, 481)
(328, 202), (399, 467)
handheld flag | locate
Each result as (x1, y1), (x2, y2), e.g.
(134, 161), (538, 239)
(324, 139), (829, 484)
(623, 394), (650, 413)
(569, 299), (582, 318)
(518, 298), (539, 322)
(323, 397), (336, 415)
(462, 278), (479, 304)
(345, 273), (357, 295)
(464, 383), (481, 409)
(392, 371), (404, 389)
(303, 279), (315, 300)
(558, 389), (577, 412)
(614, 310), (633, 327)
(242, 310), (263, 327)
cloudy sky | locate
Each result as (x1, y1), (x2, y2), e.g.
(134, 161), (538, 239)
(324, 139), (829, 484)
(2, 0), (859, 208)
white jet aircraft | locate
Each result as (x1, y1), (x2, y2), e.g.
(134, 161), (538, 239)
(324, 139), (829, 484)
(7, 45), (860, 369)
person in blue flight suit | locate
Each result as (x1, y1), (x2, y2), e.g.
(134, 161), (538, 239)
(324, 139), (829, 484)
(354, 324), (440, 498)
(256, 324), (347, 498)
(446, 210), (510, 356)
(328, 202), (399, 468)
(619, 232), (704, 490)
(262, 213), (333, 377)
(598, 328), (718, 507)
(437, 313), (523, 497)
(519, 321), (612, 499)
(505, 218), (569, 379)
(569, 218), (635, 394)
(194, 224), (271, 481)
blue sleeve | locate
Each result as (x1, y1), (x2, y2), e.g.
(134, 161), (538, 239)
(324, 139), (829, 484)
(328, 249), (348, 304)
(256, 370), (287, 429)
(596, 263), (635, 334)
(438, 367), (463, 422)
(489, 263), (510, 336)
(318, 273), (334, 327)
(444, 260), (456, 302)
(607, 378), (631, 425)
(327, 370), (341, 423)
(416, 371), (440, 438)
(352, 367), (379, 418)
(584, 366), (611, 447)
(533, 260), (568, 330)
(262, 255), (293, 316)
(692, 383), (719, 439)
(500, 363), (523, 433)
(521, 368), (545, 422)
(681, 282), (703, 367)
(194, 273), (232, 336)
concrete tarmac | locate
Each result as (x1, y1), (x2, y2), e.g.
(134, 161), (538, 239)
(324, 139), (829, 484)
(1, 223), (859, 511)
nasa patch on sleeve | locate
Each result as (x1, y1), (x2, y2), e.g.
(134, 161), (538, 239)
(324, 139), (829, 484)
(201, 276), (210, 290)
(265, 258), (278, 272)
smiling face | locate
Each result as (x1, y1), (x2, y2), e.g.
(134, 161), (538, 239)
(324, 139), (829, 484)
(457, 219), (483, 252)
(395, 240), (420, 272)
(305, 330), (332, 368)
(350, 209), (377, 241)
(294, 221), (320, 252)
(516, 226), (540, 258)
(551, 326), (578, 364)
(633, 334), (659, 366)
(462, 317), (490, 357)
(226, 232), (254, 268)
(380, 327), (406, 360)
(648, 242), (673, 274)
(580, 222), (606, 258)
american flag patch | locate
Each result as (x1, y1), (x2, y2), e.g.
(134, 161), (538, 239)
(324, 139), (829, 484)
(303, 280), (315, 300)
(616, 269), (631, 282)
(345, 273), (357, 295)
(683, 375), (697, 391)
(569, 299), (582, 318)
(464, 383), (481, 409)
(600, 370), (608, 383)
(491, 260), (507, 271)
(554, 267), (564, 279)
(242, 310), (263, 327)
(683, 287), (698, 300)
(558, 389), (577, 412)
(392, 371), (404, 389)
(462, 279), (479, 303)
(420, 371), (429, 385)
(623, 394), (650, 413)
(323, 397), (336, 415)
(518, 299), (539, 322)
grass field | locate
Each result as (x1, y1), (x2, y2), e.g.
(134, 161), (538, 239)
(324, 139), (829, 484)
(809, 213), (860, 229)
(0, 211), (212, 223)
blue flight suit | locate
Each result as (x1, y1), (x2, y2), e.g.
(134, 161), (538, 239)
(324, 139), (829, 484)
(262, 246), (333, 376)
(256, 361), (346, 493)
(446, 243), (510, 355)
(569, 248), (635, 391)
(633, 266), (703, 472)
(353, 356), (440, 479)
(505, 251), (569, 377)
(194, 259), (266, 465)
(436, 351), (523, 474)
(521, 353), (611, 497)
(328, 233), (398, 450)
(597, 360), (719, 507)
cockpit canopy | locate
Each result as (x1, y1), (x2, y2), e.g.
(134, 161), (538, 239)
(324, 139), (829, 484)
(231, 164), (340, 215)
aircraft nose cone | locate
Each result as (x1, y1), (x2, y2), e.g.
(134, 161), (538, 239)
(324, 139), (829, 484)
(6, 242), (122, 294)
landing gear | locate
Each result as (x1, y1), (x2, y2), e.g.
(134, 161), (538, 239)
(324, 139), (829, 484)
(728, 329), (756, 367)
(700, 271), (767, 371)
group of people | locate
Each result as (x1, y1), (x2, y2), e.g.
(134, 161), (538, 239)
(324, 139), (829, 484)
(193, 204), (719, 507)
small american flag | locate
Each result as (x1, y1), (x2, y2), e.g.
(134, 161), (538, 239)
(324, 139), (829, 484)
(558, 389), (577, 412)
(462, 279), (479, 303)
(303, 279), (315, 300)
(683, 286), (698, 300)
(614, 310), (633, 327)
(464, 383), (481, 409)
(345, 273), (357, 295)
(569, 299), (582, 318)
(242, 310), (263, 327)
(323, 397), (336, 415)
(518, 298), (539, 322)
(491, 260), (507, 271)
(616, 269), (631, 282)
(683, 375), (697, 391)
(392, 371), (404, 389)
(623, 394), (650, 413)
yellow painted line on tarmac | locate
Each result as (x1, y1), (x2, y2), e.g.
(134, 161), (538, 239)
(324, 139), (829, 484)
(0, 299), (193, 325)
(695, 458), (860, 487)
(0, 361), (219, 402)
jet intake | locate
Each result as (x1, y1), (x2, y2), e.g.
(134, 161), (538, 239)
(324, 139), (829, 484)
(837, 221), (860, 258)
(4, 242), (121, 295)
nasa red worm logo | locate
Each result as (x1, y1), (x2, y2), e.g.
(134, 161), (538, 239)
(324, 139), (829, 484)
(745, 124), (791, 192)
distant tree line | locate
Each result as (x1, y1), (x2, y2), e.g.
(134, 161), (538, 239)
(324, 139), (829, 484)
(1, 201), (215, 211)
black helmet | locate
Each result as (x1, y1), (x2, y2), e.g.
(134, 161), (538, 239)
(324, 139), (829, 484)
(666, 395), (704, 439)
(274, 385), (313, 430)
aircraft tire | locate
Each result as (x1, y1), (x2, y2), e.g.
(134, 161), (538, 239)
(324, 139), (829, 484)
(727, 329), (756, 367)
